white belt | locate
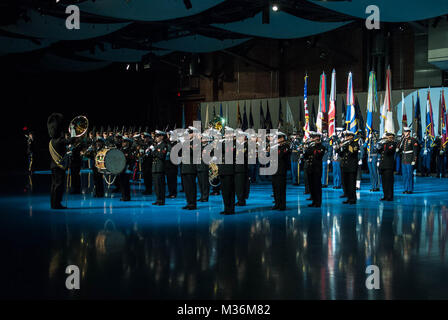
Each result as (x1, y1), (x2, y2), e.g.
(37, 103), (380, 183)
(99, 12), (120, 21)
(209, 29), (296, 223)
(403, 150), (413, 154)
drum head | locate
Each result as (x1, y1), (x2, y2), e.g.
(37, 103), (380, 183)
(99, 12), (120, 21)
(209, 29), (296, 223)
(104, 148), (126, 174)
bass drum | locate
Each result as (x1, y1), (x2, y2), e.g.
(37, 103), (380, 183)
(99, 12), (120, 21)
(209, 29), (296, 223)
(95, 148), (126, 174)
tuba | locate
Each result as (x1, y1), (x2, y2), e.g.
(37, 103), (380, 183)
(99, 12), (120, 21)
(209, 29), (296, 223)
(69, 115), (89, 138)
(209, 161), (220, 187)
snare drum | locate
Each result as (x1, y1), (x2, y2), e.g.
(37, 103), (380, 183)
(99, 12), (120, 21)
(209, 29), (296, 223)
(95, 148), (126, 174)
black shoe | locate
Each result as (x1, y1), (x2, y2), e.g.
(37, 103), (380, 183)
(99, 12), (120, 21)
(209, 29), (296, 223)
(235, 202), (246, 206)
(387, 198), (394, 201)
(306, 197), (312, 201)
(339, 194), (347, 198)
(293, 183), (299, 186)
(120, 197), (130, 201)
(271, 205), (279, 210)
(220, 211), (234, 215)
(308, 203), (316, 207)
(182, 205), (189, 209)
(200, 199), (208, 202)
(186, 205), (197, 210)
(278, 207), (286, 211)
(348, 201), (356, 205)
(373, 188), (380, 192)
(211, 192), (220, 196)
(380, 198), (386, 201)
(304, 192), (310, 195)
(152, 201), (160, 205)
(168, 195), (177, 199)
(407, 191), (413, 194)
(343, 200), (350, 204)
(402, 191), (408, 194)
(322, 185), (328, 188)
(142, 191), (152, 195)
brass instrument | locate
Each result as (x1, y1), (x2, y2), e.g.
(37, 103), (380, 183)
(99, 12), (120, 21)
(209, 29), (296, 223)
(209, 116), (225, 132)
(69, 115), (89, 138)
(209, 161), (220, 187)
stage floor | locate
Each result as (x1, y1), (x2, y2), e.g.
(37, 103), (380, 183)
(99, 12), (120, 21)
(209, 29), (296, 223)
(1, 173), (448, 299)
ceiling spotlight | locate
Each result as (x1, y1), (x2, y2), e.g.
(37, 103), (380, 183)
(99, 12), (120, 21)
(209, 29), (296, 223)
(272, 4), (279, 12)
(183, 0), (192, 10)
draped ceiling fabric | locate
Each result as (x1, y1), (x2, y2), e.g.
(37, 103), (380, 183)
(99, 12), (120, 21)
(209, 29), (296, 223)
(40, 54), (113, 72)
(0, 9), (130, 40)
(212, 11), (352, 39)
(309, 0), (448, 22)
(0, 36), (54, 54)
(78, 0), (226, 21)
(77, 43), (150, 62)
(153, 35), (250, 53)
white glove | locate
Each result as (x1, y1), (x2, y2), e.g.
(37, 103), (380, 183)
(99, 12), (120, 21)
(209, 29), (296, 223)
(377, 162), (380, 167)
(69, 125), (76, 138)
(411, 161), (415, 166)
(149, 145), (155, 151)
(395, 148), (399, 153)
(440, 151), (444, 156)
(358, 160), (362, 165)
(327, 160), (331, 164)
(423, 150), (428, 155)
(211, 156), (218, 162)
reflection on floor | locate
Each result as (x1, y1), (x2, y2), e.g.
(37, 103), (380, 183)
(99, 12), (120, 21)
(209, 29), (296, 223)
(1, 173), (448, 299)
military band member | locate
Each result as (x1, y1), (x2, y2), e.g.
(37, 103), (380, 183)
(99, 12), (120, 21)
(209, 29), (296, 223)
(356, 135), (365, 190)
(47, 113), (69, 209)
(26, 131), (36, 173)
(235, 131), (249, 206)
(303, 132), (326, 207)
(271, 132), (290, 211)
(165, 132), (178, 199)
(181, 128), (198, 210)
(197, 134), (210, 202)
(84, 138), (105, 198)
(338, 131), (359, 204)
(365, 130), (380, 192)
(141, 132), (153, 195)
(219, 128), (236, 215)
(151, 130), (168, 205)
(119, 137), (135, 201)
(378, 132), (397, 201)
(398, 127), (418, 194)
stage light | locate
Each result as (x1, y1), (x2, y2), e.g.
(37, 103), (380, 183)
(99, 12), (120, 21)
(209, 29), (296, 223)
(272, 4), (279, 12)
(183, 0), (192, 10)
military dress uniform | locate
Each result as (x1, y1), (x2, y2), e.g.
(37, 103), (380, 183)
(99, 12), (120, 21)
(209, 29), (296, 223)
(271, 137), (291, 211)
(398, 129), (419, 193)
(48, 113), (68, 209)
(321, 137), (331, 187)
(197, 142), (210, 202)
(420, 135), (432, 176)
(219, 139), (236, 215)
(152, 139), (168, 205)
(338, 134), (359, 204)
(365, 134), (380, 191)
(165, 141), (178, 198)
(304, 139), (326, 207)
(235, 139), (249, 206)
(434, 137), (446, 178)
(181, 140), (198, 210)
(141, 138), (153, 195)
(119, 141), (135, 201)
(290, 136), (301, 185)
(377, 136), (397, 201)
(331, 135), (342, 189)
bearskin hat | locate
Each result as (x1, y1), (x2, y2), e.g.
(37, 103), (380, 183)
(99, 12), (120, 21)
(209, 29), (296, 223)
(47, 113), (64, 138)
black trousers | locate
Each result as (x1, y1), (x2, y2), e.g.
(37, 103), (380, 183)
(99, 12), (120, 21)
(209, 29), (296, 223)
(220, 175), (235, 213)
(197, 171), (209, 200)
(51, 168), (65, 208)
(70, 166), (81, 194)
(182, 174), (197, 206)
(381, 169), (394, 200)
(304, 165), (310, 194)
(142, 163), (152, 194)
(119, 172), (131, 200)
(272, 174), (287, 209)
(308, 169), (322, 206)
(342, 171), (357, 202)
(235, 172), (248, 203)
(153, 172), (165, 203)
(93, 168), (104, 197)
(166, 170), (178, 196)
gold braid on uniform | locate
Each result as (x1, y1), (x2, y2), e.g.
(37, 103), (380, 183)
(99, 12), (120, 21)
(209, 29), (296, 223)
(49, 140), (65, 169)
